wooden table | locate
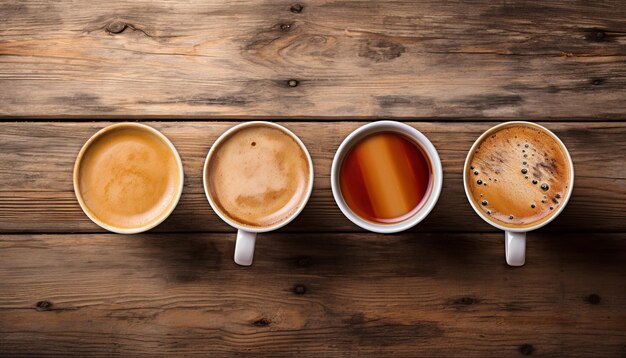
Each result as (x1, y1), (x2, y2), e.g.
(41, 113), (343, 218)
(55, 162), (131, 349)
(1, 1), (625, 356)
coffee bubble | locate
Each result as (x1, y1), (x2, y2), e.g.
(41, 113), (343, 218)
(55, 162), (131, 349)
(521, 168), (528, 174)
(482, 200), (488, 206)
(541, 183), (549, 191)
(532, 179), (538, 185)
(474, 170), (479, 175)
(477, 179), (483, 185)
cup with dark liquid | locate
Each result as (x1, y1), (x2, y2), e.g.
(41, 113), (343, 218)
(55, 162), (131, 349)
(331, 121), (443, 233)
(463, 122), (574, 266)
(203, 122), (314, 266)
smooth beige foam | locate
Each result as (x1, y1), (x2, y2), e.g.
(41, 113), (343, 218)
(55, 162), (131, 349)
(206, 125), (310, 228)
(76, 126), (182, 230)
(467, 124), (571, 229)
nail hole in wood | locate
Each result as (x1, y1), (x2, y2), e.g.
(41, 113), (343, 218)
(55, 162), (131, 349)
(287, 79), (299, 87)
(519, 344), (535, 355)
(280, 23), (293, 31)
(591, 78), (604, 86)
(290, 4), (304, 13)
(293, 284), (306, 295)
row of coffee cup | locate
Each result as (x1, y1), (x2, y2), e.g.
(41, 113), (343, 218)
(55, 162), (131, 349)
(73, 121), (574, 267)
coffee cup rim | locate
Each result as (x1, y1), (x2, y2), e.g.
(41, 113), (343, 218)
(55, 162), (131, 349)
(202, 121), (314, 233)
(330, 120), (443, 234)
(73, 122), (185, 234)
(462, 121), (575, 233)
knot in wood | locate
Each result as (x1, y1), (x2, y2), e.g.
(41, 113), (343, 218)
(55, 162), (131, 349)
(587, 294), (601, 305)
(290, 4), (304, 13)
(36, 300), (53, 311)
(106, 21), (127, 34)
(518, 344), (535, 355)
(287, 79), (299, 87)
(595, 30), (606, 40)
(253, 318), (270, 327)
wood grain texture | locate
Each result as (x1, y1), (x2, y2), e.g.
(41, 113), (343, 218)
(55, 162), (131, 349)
(1, 0), (626, 119)
(0, 121), (624, 233)
(0, 232), (624, 357)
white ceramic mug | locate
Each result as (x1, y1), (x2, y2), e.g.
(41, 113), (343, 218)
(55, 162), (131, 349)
(203, 122), (314, 266)
(331, 121), (443, 233)
(463, 121), (575, 266)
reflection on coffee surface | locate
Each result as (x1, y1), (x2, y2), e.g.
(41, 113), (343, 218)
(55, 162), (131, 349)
(77, 127), (181, 229)
(467, 124), (571, 228)
(206, 125), (310, 228)
(339, 132), (432, 224)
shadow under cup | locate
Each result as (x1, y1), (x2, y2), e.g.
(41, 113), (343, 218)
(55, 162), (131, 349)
(331, 121), (443, 234)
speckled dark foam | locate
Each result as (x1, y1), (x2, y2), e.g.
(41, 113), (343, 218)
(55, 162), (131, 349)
(467, 124), (571, 229)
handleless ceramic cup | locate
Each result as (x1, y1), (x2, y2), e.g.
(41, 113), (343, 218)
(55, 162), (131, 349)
(73, 123), (184, 234)
(331, 121), (443, 233)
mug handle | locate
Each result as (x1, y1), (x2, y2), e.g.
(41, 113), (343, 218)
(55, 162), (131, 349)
(505, 231), (526, 266)
(234, 230), (256, 266)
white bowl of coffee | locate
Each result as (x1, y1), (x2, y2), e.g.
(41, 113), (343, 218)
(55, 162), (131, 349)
(73, 123), (184, 234)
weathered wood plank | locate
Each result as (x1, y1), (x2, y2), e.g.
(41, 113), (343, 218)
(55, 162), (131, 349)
(0, 232), (624, 356)
(0, 121), (624, 233)
(1, 1), (626, 119)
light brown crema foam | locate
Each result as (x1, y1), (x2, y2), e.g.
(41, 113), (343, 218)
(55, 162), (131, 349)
(77, 127), (181, 229)
(206, 125), (310, 228)
(467, 124), (571, 229)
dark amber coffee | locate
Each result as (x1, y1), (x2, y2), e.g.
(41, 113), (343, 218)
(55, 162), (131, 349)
(467, 124), (572, 228)
(339, 132), (432, 224)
